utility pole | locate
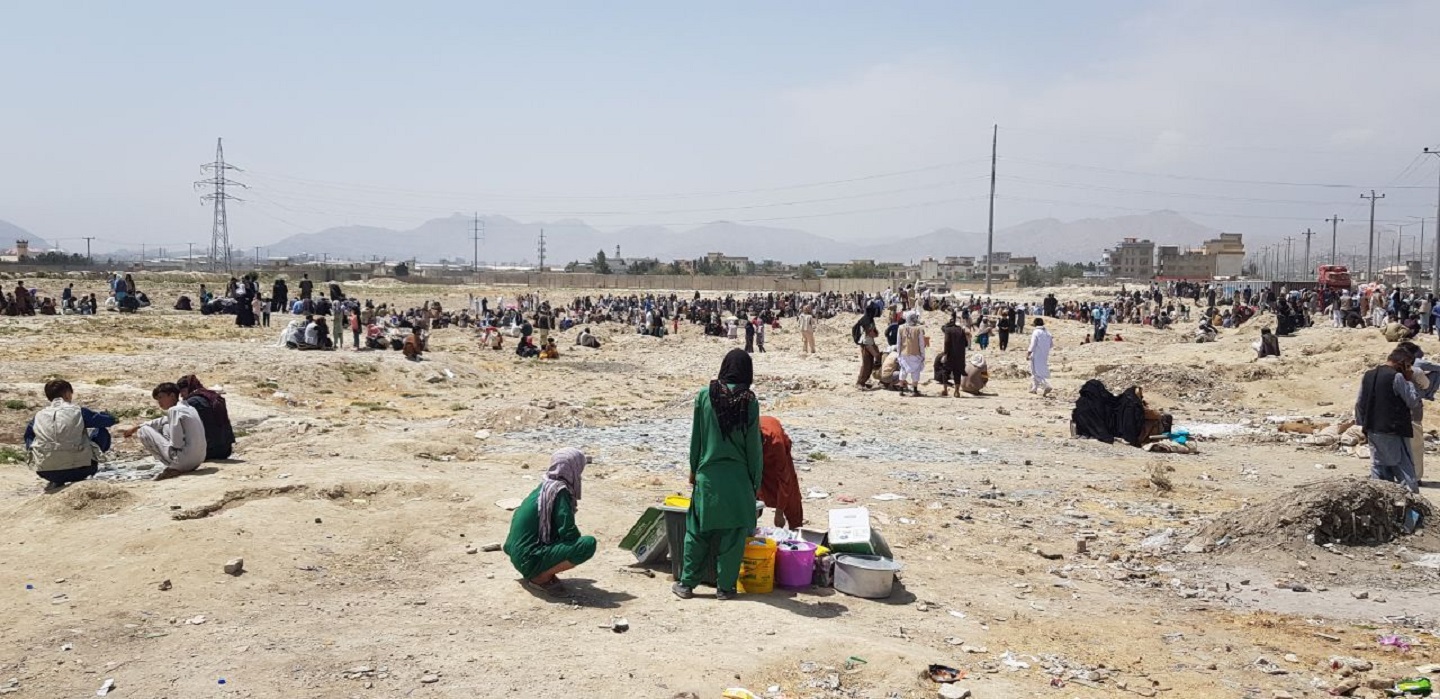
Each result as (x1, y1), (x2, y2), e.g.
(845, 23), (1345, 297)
(186, 242), (194, 266)
(82, 236), (94, 265)
(1395, 223), (1409, 272)
(1282, 236), (1294, 281)
(255, 246), (261, 267)
(471, 212), (484, 273)
(1326, 215), (1343, 267)
(1425, 148), (1440, 294)
(984, 124), (998, 295)
(1361, 189), (1385, 282)
(537, 229), (547, 271)
(1300, 228), (1315, 280)
(1411, 217), (1429, 288)
(194, 138), (246, 274)
(141, 243), (146, 263)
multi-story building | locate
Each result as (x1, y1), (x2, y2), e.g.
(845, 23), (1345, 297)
(1106, 238), (1156, 279)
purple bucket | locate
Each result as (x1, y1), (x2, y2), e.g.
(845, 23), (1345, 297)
(774, 541), (818, 589)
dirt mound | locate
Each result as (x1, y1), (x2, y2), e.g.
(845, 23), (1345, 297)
(39, 481), (136, 518)
(1097, 364), (1235, 401)
(1198, 477), (1432, 551)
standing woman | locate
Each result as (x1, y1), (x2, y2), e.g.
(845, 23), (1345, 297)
(942, 313), (968, 399)
(997, 309), (1014, 351)
(674, 349), (763, 601)
(852, 305), (880, 389)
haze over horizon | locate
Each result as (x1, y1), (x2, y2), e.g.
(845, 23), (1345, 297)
(3, 1), (1440, 258)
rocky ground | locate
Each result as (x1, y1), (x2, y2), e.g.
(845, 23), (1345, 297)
(0, 274), (1436, 699)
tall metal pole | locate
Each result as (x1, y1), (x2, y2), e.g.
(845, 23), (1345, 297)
(82, 237), (94, 265)
(471, 212), (482, 274)
(1326, 215), (1343, 268)
(984, 124), (997, 295)
(1362, 190), (1385, 281)
(1301, 228), (1315, 280)
(1426, 148), (1440, 295)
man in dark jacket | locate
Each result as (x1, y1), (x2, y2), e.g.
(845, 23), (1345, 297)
(1355, 350), (1421, 492)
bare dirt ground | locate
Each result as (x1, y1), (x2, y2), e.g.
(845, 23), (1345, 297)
(0, 275), (1436, 699)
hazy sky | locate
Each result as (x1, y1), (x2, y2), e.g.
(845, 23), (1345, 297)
(3, 1), (1439, 256)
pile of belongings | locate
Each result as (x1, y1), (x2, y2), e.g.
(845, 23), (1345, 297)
(1071, 379), (1173, 448)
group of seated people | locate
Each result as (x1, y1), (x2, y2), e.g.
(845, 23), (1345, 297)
(23, 374), (236, 490)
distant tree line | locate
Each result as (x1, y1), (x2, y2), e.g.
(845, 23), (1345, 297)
(23, 252), (91, 266)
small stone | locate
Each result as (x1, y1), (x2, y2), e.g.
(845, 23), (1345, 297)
(481, 542), (502, 552)
(420, 675), (439, 684)
(939, 685), (971, 699)
(1283, 653), (1299, 663)
(223, 558), (244, 575)
(158, 579), (172, 591)
(314, 518), (322, 524)
(1273, 691), (1294, 699)
(1351, 590), (1369, 599)
(465, 546), (478, 555)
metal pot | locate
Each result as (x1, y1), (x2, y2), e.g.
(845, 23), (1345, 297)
(833, 554), (901, 599)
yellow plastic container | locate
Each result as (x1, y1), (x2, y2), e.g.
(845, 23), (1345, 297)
(663, 494), (691, 509)
(737, 537), (777, 594)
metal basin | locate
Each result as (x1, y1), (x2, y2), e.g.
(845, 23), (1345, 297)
(833, 554), (901, 599)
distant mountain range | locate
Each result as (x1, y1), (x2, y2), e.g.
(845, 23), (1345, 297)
(261, 210), (1225, 266)
(0, 219), (50, 250)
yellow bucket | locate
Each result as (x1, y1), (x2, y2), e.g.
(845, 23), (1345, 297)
(737, 537), (777, 594)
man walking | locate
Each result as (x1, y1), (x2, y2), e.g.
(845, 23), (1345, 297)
(1355, 349), (1421, 492)
(1027, 318), (1054, 397)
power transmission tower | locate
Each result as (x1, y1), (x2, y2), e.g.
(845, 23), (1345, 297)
(537, 229), (547, 270)
(82, 236), (94, 265)
(984, 124), (997, 295)
(194, 138), (246, 274)
(1300, 228), (1315, 280)
(1361, 190), (1385, 282)
(471, 213), (485, 273)
(1326, 215), (1343, 267)
(187, 242), (194, 266)
(1425, 148), (1440, 294)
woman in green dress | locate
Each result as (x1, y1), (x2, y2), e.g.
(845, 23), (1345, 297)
(503, 447), (596, 597)
(673, 349), (763, 600)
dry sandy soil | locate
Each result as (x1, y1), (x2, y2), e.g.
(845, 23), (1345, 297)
(0, 274), (1436, 699)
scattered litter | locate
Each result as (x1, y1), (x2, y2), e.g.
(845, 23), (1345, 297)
(721, 689), (758, 699)
(96, 679), (115, 696)
(871, 493), (907, 501)
(806, 490), (830, 499)
(495, 498), (523, 511)
(926, 664), (965, 683)
(1380, 634), (1414, 652)
(186, 615), (207, 625)
(606, 616), (629, 633)
(1001, 652), (1031, 670)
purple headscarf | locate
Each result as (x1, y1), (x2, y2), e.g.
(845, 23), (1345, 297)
(538, 447), (586, 544)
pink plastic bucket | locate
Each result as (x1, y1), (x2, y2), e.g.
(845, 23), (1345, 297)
(774, 541), (818, 589)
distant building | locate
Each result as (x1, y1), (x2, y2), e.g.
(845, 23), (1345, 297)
(1106, 238), (1156, 279)
(976, 252), (1036, 280)
(1156, 233), (1247, 280)
(1202, 233), (1245, 278)
(0, 239), (32, 264)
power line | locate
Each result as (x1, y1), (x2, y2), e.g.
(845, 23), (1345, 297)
(241, 158), (991, 203)
(1002, 156), (1437, 189)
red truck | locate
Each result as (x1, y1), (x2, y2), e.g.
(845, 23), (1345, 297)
(1316, 265), (1353, 291)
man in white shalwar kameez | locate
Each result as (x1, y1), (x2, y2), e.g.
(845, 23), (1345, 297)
(1027, 318), (1053, 396)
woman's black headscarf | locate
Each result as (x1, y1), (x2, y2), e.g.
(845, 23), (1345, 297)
(710, 349), (755, 438)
